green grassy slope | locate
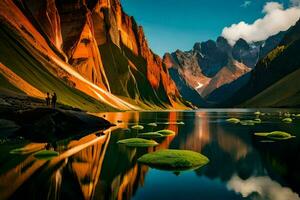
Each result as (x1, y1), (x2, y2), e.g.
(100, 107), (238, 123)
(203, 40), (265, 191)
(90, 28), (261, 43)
(242, 63), (300, 107)
(0, 22), (116, 112)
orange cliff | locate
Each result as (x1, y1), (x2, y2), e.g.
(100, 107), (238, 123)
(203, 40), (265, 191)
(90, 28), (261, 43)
(88, 0), (185, 107)
(0, 0), (188, 110)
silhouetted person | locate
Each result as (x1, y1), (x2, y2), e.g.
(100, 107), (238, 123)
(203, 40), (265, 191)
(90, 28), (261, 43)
(46, 92), (51, 107)
(51, 92), (57, 109)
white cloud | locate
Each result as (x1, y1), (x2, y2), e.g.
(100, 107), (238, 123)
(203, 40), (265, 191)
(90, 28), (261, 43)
(263, 2), (283, 13)
(222, 1), (300, 45)
(227, 175), (300, 200)
(241, 1), (251, 8)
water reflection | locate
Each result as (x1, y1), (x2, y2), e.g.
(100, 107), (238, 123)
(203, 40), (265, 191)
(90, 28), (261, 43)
(227, 175), (300, 200)
(0, 110), (300, 200)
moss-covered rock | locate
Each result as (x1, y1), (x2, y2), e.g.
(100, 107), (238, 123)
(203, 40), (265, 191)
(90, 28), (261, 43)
(138, 149), (209, 171)
(255, 131), (295, 140)
(226, 118), (240, 124)
(147, 123), (158, 127)
(254, 111), (261, 115)
(157, 129), (176, 136)
(33, 150), (59, 160)
(253, 118), (262, 123)
(117, 138), (158, 147)
(282, 118), (293, 123)
(161, 122), (185, 125)
(131, 125), (144, 130)
(240, 120), (255, 126)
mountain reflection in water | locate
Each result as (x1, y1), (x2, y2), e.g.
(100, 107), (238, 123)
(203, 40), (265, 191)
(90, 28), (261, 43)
(0, 110), (300, 200)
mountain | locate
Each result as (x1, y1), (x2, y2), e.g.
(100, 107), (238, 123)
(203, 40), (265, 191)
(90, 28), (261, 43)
(163, 37), (254, 103)
(206, 31), (286, 105)
(164, 33), (286, 106)
(0, 0), (188, 112)
(168, 67), (208, 107)
(221, 19), (300, 107)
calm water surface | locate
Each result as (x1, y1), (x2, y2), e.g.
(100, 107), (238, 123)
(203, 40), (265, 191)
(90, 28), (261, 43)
(1, 109), (300, 200)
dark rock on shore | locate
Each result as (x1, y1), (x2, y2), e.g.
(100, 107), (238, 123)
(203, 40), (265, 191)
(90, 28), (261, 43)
(0, 107), (114, 143)
(0, 119), (20, 137)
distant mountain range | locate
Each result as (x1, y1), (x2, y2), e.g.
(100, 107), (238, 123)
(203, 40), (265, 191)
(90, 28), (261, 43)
(163, 32), (286, 107)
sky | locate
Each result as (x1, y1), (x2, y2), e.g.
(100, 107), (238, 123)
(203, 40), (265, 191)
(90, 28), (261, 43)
(120, 0), (300, 56)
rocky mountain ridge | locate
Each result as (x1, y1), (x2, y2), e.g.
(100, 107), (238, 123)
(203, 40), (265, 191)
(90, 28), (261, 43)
(163, 33), (285, 105)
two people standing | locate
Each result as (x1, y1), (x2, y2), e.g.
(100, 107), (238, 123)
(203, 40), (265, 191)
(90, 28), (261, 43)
(46, 92), (57, 109)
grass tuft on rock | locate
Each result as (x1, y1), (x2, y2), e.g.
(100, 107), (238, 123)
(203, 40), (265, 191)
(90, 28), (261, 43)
(117, 138), (158, 147)
(226, 118), (240, 124)
(255, 131), (295, 140)
(138, 149), (209, 171)
(33, 150), (59, 160)
(157, 129), (176, 136)
(131, 125), (144, 130)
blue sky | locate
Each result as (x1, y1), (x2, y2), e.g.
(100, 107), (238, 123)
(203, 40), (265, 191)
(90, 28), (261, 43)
(120, 0), (292, 56)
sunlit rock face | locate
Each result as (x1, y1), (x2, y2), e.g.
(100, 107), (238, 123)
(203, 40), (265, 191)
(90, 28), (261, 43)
(16, 0), (63, 50)
(0, 0), (186, 110)
(55, 0), (183, 106)
(164, 34), (284, 103)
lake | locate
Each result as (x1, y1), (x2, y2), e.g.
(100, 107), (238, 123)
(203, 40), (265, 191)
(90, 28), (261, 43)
(0, 109), (300, 200)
